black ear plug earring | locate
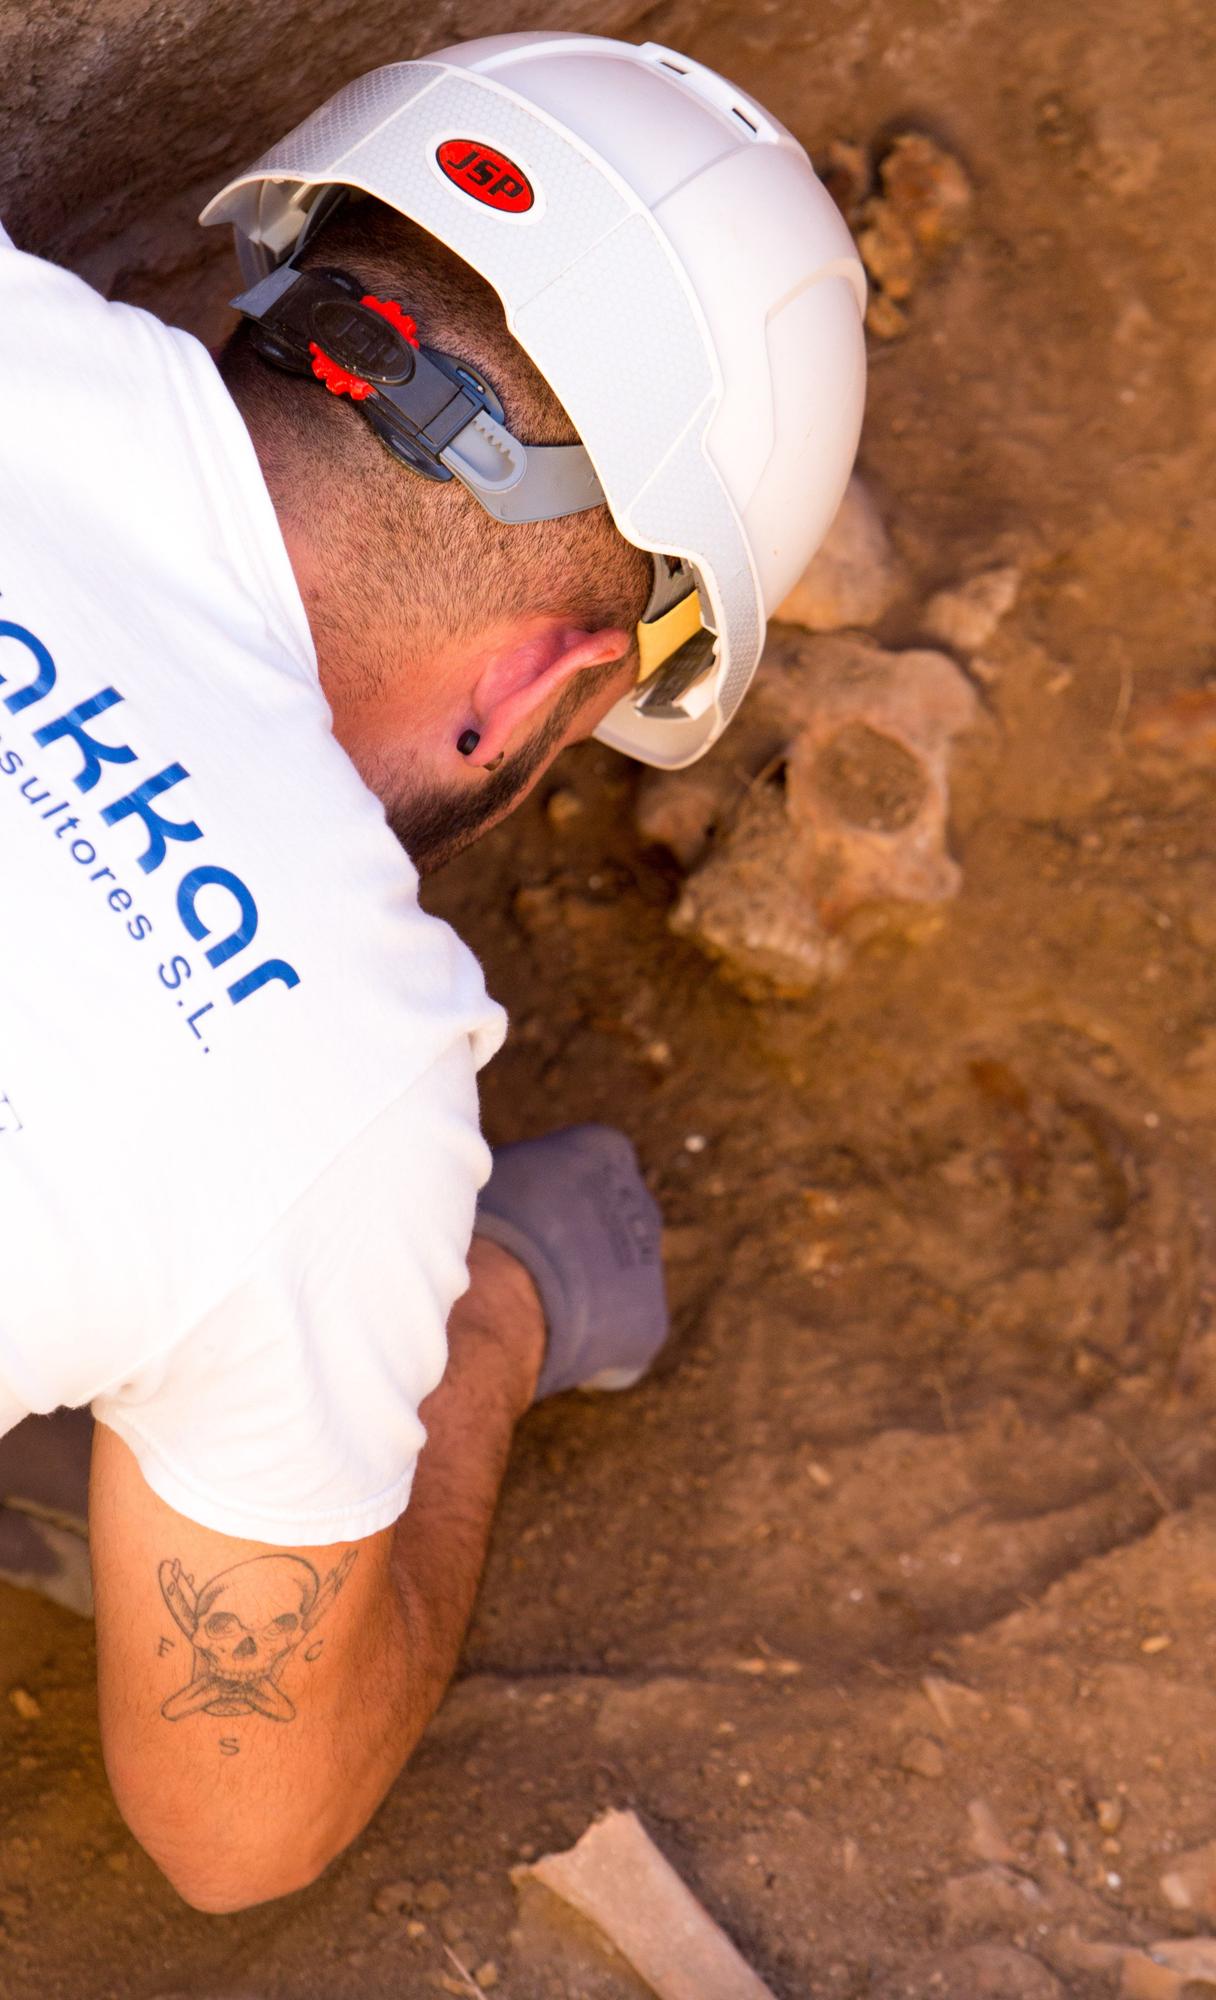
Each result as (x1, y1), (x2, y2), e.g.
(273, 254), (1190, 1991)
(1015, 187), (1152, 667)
(457, 729), (504, 771)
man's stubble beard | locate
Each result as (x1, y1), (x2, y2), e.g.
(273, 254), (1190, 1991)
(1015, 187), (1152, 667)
(383, 675), (596, 875)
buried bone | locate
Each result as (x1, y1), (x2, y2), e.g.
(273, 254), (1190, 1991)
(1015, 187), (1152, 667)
(668, 637), (978, 996)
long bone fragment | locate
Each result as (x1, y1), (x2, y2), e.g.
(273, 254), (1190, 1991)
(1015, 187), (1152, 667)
(520, 1808), (777, 2000)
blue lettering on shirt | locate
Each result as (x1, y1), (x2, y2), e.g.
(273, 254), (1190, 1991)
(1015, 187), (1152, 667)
(0, 615), (300, 1017)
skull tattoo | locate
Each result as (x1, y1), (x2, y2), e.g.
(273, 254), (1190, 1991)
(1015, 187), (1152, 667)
(158, 1549), (357, 1722)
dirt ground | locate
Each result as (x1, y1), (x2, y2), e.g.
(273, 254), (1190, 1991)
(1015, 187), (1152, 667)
(4, 0), (1216, 1995)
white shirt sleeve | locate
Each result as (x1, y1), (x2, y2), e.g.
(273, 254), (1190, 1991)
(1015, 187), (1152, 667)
(91, 1042), (489, 1545)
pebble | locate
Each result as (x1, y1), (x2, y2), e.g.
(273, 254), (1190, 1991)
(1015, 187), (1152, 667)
(1035, 1828), (1070, 1869)
(1095, 1797), (1125, 1834)
(1050, 1928), (1123, 1976)
(922, 1675), (985, 1733)
(929, 1943), (1062, 1997)
(968, 1798), (1015, 1866)
(1140, 1633), (1172, 1654)
(417, 1878), (452, 1912)
(942, 1865), (1042, 1939)
(922, 566), (1021, 653)
(475, 1966), (500, 1991)
(634, 766), (731, 870)
(371, 1879), (415, 1916)
(545, 787), (583, 828)
(1160, 1837), (1216, 1915)
(899, 1735), (946, 1779)
(513, 883), (562, 934)
(1118, 1937), (1216, 1997)
(7, 1689), (40, 1721)
(1146, 1938), (1216, 1980)
(856, 131), (973, 338)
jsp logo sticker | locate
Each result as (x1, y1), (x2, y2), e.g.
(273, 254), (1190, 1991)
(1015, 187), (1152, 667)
(436, 139), (534, 214)
(0, 1090), (24, 1135)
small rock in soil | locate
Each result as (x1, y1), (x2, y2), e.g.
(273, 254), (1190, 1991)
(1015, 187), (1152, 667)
(513, 883), (563, 935)
(880, 130), (974, 255)
(1119, 1937), (1216, 1997)
(943, 1865), (1042, 1939)
(923, 565), (1021, 652)
(371, 1879), (415, 1917)
(817, 135), (871, 219)
(1160, 1838), (1216, 1914)
(899, 1734), (946, 1778)
(1051, 1927), (1125, 1976)
(545, 787), (583, 829)
(474, 1965), (499, 1991)
(7, 1689), (40, 1720)
(1146, 1939), (1216, 1981)
(774, 476), (899, 634)
(1035, 1827), (1071, 1870)
(1131, 689), (1216, 759)
(930, 1943), (1062, 1998)
(417, 1878), (452, 1912)
(634, 765), (736, 870)
(856, 130), (972, 337)
(922, 1675), (986, 1733)
(968, 1798), (1016, 1865)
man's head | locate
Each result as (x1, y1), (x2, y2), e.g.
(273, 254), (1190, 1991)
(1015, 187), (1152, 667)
(220, 198), (651, 870)
(206, 38), (868, 775)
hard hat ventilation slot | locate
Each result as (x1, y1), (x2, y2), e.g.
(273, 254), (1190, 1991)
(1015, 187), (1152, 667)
(731, 106), (758, 136)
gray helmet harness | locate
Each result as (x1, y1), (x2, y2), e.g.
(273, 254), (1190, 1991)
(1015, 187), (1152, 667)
(233, 256), (707, 715)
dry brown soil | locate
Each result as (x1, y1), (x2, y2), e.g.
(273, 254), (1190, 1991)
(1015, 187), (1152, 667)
(4, 0), (1216, 1995)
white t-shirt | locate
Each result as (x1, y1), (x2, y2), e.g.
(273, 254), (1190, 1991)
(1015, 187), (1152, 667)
(0, 224), (506, 1544)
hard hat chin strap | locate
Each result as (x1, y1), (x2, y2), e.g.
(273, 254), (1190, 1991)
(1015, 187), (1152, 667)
(232, 261), (605, 526)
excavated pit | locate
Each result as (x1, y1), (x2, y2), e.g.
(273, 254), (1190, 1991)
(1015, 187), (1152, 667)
(3, 1), (1216, 1994)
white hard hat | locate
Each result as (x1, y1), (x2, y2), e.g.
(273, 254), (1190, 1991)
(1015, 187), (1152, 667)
(202, 32), (867, 768)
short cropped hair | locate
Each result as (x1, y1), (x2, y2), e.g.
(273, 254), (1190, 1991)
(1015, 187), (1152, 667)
(218, 197), (651, 673)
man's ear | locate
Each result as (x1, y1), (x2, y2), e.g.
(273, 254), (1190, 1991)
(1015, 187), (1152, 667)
(466, 619), (632, 767)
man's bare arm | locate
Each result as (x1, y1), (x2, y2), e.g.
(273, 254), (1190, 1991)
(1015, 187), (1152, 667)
(91, 1239), (544, 1912)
